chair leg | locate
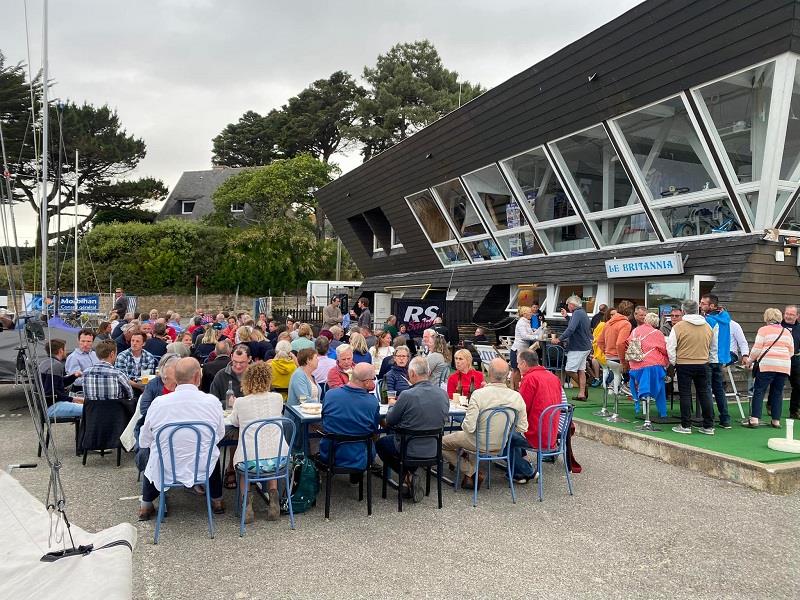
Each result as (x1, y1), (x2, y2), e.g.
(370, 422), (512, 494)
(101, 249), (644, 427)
(239, 474), (248, 537)
(381, 463), (388, 499)
(507, 454), (517, 504)
(324, 470), (332, 519)
(205, 482), (214, 539)
(74, 422), (81, 456)
(436, 458), (443, 509)
(100, 449), (105, 457)
(472, 461), (480, 507)
(425, 467), (431, 496)
(563, 448), (573, 496)
(537, 453), (544, 502)
(137, 469), (142, 482)
(82, 450), (87, 466)
(154, 491), (166, 544)
(117, 447), (122, 467)
(366, 467), (373, 516)
(285, 472), (296, 530)
(453, 453), (460, 492)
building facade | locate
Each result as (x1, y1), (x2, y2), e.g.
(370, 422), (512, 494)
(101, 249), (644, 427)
(316, 0), (800, 338)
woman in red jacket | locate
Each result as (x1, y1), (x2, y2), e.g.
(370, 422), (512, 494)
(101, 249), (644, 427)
(447, 349), (485, 399)
(627, 311), (669, 420)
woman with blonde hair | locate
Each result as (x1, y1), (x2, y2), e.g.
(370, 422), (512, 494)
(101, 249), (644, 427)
(369, 330), (395, 375)
(290, 323), (315, 353)
(744, 308), (794, 428)
(447, 348), (485, 399)
(510, 305), (538, 390)
(426, 330), (451, 385)
(193, 327), (218, 362)
(228, 361), (286, 523)
(269, 340), (297, 399)
(349, 331), (372, 365)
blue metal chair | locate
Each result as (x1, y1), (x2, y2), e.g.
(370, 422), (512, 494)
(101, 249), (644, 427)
(235, 417), (296, 536)
(153, 421), (217, 544)
(544, 344), (566, 383)
(454, 406), (518, 507)
(536, 403), (575, 502)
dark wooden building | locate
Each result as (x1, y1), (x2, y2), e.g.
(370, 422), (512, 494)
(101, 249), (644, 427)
(316, 0), (800, 339)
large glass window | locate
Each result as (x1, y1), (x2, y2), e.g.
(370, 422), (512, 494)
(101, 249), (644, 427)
(777, 190), (800, 230)
(431, 179), (488, 238)
(537, 221), (593, 252)
(462, 165), (532, 231)
(646, 280), (690, 311)
(697, 62), (774, 185)
(494, 229), (543, 258)
(653, 197), (742, 238)
(614, 96), (719, 199)
(590, 211), (658, 246)
(406, 190), (456, 244)
(462, 239), (503, 263)
(500, 147), (577, 222)
(434, 243), (469, 267)
(551, 125), (640, 213)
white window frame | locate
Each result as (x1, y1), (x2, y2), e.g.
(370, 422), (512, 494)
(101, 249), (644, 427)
(181, 200), (195, 215)
(505, 284), (549, 315)
(230, 203), (245, 213)
(404, 190), (471, 268)
(390, 227), (403, 249)
(372, 235), (384, 254)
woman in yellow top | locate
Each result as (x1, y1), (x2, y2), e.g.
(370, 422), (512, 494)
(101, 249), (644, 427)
(590, 307), (613, 387)
(268, 340), (297, 400)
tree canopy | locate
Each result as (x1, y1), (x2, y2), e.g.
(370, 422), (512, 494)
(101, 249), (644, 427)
(0, 52), (167, 244)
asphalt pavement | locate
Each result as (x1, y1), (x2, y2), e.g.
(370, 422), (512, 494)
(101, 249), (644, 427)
(1, 384), (798, 600)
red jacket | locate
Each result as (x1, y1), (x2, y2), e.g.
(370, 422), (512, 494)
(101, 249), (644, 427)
(327, 366), (350, 389)
(519, 366), (564, 449)
(446, 369), (484, 399)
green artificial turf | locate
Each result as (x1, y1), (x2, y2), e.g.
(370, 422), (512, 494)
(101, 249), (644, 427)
(571, 385), (800, 465)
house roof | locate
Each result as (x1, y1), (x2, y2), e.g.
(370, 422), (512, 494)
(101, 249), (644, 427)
(156, 167), (249, 221)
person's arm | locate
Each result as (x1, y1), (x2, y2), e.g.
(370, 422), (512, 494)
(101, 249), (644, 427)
(667, 328), (677, 365)
(386, 392), (408, 427)
(597, 326), (608, 354)
(139, 405), (155, 449)
(446, 373), (457, 398)
(514, 394), (529, 434)
(209, 373), (225, 405)
(559, 315), (578, 344)
(708, 324), (719, 363)
(228, 399), (240, 427)
(732, 324), (749, 359)
(515, 319), (537, 342)
(118, 371), (134, 399)
(461, 397), (479, 434)
(748, 331), (766, 365)
(616, 323), (631, 366)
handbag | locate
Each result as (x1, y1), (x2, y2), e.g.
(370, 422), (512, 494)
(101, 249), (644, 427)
(751, 327), (788, 375)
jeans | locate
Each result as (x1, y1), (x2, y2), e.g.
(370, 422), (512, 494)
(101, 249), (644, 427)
(676, 364), (713, 429)
(789, 357), (800, 416)
(750, 371), (787, 421)
(706, 363), (730, 425)
(46, 401), (83, 419)
(509, 433), (535, 479)
(141, 460), (223, 503)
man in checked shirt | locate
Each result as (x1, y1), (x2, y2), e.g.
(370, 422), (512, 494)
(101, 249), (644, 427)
(83, 339), (135, 412)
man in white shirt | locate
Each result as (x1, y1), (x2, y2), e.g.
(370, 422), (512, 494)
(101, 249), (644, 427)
(137, 357), (226, 521)
(65, 328), (99, 392)
(728, 317), (749, 364)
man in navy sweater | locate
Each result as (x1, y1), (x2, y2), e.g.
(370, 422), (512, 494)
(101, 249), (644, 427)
(555, 295), (592, 401)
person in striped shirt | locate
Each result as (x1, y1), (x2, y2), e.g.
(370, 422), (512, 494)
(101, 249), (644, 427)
(744, 308), (794, 428)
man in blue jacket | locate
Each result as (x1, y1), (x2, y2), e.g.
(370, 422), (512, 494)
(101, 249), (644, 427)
(555, 295), (592, 401)
(701, 294), (732, 429)
(320, 362), (380, 474)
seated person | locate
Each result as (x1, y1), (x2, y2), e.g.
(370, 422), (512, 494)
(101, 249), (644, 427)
(134, 354), (180, 473)
(473, 327), (489, 344)
(114, 330), (157, 396)
(319, 363), (380, 472)
(442, 358), (527, 489)
(268, 340), (297, 399)
(246, 327), (275, 361)
(201, 340), (231, 393)
(287, 348), (320, 406)
(513, 350), (565, 483)
(384, 345), (412, 397)
(312, 336), (337, 385)
(39, 338), (83, 419)
(377, 357), (448, 502)
(193, 327), (219, 363)
(229, 361), (286, 524)
(327, 344), (353, 389)
(447, 348), (485, 399)
(65, 329), (98, 393)
(137, 358), (226, 520)
(82, 340), (134, 412)
(349, 332), (372, 365)
(144, 322), (169, 361)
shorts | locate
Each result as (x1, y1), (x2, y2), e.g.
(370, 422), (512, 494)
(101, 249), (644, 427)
(565, 349), (591, 373)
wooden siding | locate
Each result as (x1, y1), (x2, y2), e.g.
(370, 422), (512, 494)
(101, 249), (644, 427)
(317, 0), (798, 279)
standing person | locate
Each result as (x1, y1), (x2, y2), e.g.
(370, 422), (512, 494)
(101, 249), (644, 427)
(377, 356), (449, 502)
(554, 296), (592, 401)
(113, 287), (129, 318)
(729, 315), (749, 364)
(65, 329), (99, 393)
(322, 296), (343, 330)
(598, 301), (633, 395)
(661, 307), (682, 336)
(744, 308), (794, 428)
(529, 302), (545, 331)
(781, 305), (800, 419)
(627, 312), (669, 419)
(667, 300), (714, 435)
(510, 306), (538, 390)
(350, 297), (372, 331)
(701, 294), (732, 429)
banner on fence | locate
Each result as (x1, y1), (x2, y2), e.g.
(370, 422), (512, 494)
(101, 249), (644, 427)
(24, 293), (102, 314)
(391, 299), (442, 334)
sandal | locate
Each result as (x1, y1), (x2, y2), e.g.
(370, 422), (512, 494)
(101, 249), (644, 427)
(771, 420), (781, 429)
(224, 470), (237, 489)
(741, 419), (759, 428)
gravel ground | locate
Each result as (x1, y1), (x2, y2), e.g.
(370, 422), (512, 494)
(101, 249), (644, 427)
(1, 384), (798, 600)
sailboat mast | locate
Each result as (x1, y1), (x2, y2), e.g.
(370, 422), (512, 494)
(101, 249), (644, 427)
(74, 150), (78, 308)
(39, 0), (49, 300)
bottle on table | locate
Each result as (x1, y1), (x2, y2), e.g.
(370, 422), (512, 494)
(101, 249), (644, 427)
(225, 381), (236, 410)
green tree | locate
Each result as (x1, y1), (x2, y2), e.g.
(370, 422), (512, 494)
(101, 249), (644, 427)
(278, 71), (366, 163)
(211, 109), (288, 167)
(92, 206), (158, 225)
(349, 40), (485, 161)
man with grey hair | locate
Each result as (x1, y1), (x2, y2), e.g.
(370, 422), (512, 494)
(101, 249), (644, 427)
(555, 295), (592, 400)
(667, 299), (714, 434)
(133, 353), (180, 471)
(327, 343), (354, 389)
(138, 357), (226, 520)
(442, 358), (528, 489)
(377, 356), (449, 502)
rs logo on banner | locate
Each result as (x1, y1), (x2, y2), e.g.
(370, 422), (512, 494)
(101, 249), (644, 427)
(392, 299), (441, 333)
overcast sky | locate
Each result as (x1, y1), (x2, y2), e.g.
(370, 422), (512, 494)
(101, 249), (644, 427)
(1, 0), (642, 244)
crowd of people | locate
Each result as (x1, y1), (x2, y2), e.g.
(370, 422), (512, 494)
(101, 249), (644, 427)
(35, 286), (799, 526)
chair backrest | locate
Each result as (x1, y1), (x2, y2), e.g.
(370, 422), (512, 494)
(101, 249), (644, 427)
(544, 344), (565, 370)
(475, 344), (500, 367)
(475, 406), (517, 457)
(436, 367), (450, 388)
(323, 431), (374, 470)
(372, 378), (382, 402)
(538, 403), (573, 454)
(80, 399), (130, 451)
(155, 421), (216, 488)
(240, 417), (295, 469)
(395, 427), (444, 463)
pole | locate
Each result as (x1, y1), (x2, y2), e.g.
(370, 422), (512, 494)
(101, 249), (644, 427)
(73, 150), (78, 309)
(39, 0), (49, 299)
(194, 275), (199, 313)
(234, 283), (239, 313)
(335, 237), (342, 281)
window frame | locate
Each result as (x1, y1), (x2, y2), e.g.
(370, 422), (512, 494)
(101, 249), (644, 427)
(230, 202), (245, 213)
(181, 200), (196, 215)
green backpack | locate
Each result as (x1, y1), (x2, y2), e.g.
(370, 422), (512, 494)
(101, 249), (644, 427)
(282, 455), (319, 514)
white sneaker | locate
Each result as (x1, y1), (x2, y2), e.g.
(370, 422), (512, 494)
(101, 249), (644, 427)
(672, 425), (692, 434)
(696, 427), (715, 435)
